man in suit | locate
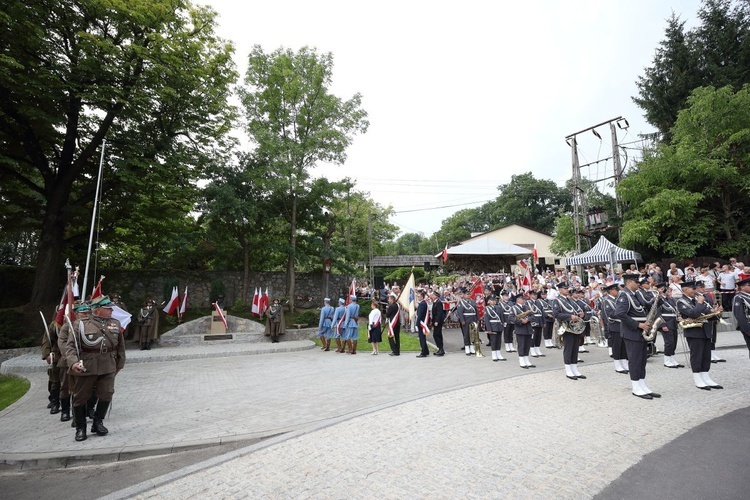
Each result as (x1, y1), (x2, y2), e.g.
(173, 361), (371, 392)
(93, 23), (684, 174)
(732, 278), (750, 358)
(430, 290), (445, 356)
(386, 293), (401, 356)
(415, 291), (430, 358)
(613, 274), (660, 399)
(677, 282), (723, 390)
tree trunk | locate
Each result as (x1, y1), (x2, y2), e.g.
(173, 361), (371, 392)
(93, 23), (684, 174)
(287, 193), (297, 312)
(242, 238), (249, 306)
(28, 188), (71, 308)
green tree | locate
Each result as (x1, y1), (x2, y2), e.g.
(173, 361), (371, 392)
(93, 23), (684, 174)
(0, 0), (237, 306)
(240, 45), (369, 310)
(634, 0), (750, 140)
(395, 233), (425, 255)
(619, 85), (750, 258)
(549, 215), (579, 257)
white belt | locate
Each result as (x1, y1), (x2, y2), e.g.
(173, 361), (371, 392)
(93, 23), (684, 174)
(661, 314), (676, 317)
(632, 317), (647, 321)
(489, 320), (502, 323)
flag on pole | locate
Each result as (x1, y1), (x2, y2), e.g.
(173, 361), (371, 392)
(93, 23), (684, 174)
(532, 244), (539, 266)
(214, 302), (227, 329)
(90, 276), (104, 300)
(470, 278), (485, 320)
(163, 286), (179, 316)
(441, 245), (448, 263)
(54, 273), (77, 327)
(112, 305), (132, 331)
(251, 288), (260, 316)
(178, 286), (188, 318)
(259, 287), (269, 315)
(345, 278), (356, 305)
(397, 272), (416, 319)
(517, 259), (532, 292)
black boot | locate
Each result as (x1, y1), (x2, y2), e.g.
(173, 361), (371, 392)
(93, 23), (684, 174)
(91, 400), (110, 436)
(86, 394), (98, 420)
(74, 406), (87, 441)
(49, 388), (60, 414)
(60, 395), (71, 422)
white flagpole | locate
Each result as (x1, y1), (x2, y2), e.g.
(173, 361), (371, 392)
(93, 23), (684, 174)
(81, 139), (106, 300)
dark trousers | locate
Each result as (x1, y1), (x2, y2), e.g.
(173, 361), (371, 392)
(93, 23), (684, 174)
(710, 321), (718, 351)
(517, 334), (531, 356)
(623, 338), (647, 381)
(610, 330), (628, 360)
(663, 329), (677, 356)
(388, 331), (400, 355)
(687, 337), (712, 373)
(562, 333), (579, 365)
(743, 332), (750, 358)
(532, 326), (542, 347)
(461, 322), (471, 346)
(73, 372), (115, 407)
(543, 321), (553, 340)
(418, 332), (429, 355)
(489, 332), (503, 351)
(720, 289), (734, 311)
(503, 323), (514, 343)
(583, 322), (591, 339)
(433, 324), (444, 351)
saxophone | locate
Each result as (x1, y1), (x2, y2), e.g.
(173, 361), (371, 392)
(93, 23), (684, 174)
(679, 310), (723, 328)
(469, 322), (483, 357)
(642, 292), (662, 341)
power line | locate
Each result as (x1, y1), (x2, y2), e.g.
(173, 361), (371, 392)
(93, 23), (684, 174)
(393, 199), (490, 214)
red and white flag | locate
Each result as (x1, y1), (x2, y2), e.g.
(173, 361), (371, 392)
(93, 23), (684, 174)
(419, 307), (431, 336)
(345, 278), (356, 305)
(251, 287), (260, 316)
(90, 275), (104, 300)
(517, 259), (532, 292)
(163, 286), (179, 316)
(214, 302), (227, 329)
(112, 305), (132, 331)
(441, 244), (448, 263)
(470, 278), (485, 320)
(532, 244), (539, 266)
(259, 287), (269, 315)
(178, 286), (188, 318)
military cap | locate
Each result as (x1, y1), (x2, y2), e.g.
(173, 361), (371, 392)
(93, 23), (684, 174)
(694, 280), (705, 288)
(622, 274), (640, 283)
(431, 290), (440, 298)
(500, 290), (509, 296)
(655, 282), (668, 290)
(350, 294), (356, 300)
(90, 295), (112, 308)
(738, 278), (750, 287)
(339, 298), (346, 304)
(75, 301), (91, 313)
(324, 297), (331, 303)
(681, 281), (697, 290)
(557, 282), (569, 289)
(639, 277), (651, 285)
(603, 283), (618, 292)
(528, 289), (538, 296)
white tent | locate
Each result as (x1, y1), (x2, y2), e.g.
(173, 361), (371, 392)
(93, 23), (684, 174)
(566, 235), (641, 266)
(440, 238), (532, 258)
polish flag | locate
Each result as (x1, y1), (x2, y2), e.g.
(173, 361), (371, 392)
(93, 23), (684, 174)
(214, 302), (227, 329)
(90, 276), (104, 300)
(345, 278), (356, 305)
(470, 279), (485, 321)
(251, 288), (260, 316)
(259, 287), (269, 315)
(178, 286), (188, 318)
(112, 305), (132, 331)
(163, 286), (179, 316)
(532, 244), (539, 266)
(441, 245), (448, 263)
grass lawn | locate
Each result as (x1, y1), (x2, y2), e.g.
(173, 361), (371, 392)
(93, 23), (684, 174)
(312, 324), (423, 352)
(0, 374), (30, 411)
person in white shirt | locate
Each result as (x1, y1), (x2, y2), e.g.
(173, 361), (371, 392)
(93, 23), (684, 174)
(669, 275), (683, 299)
(367, 299), (383, 355)
(546, 283), (559, 301)
(718, 264), (739, 311)
(697, 268), (717, 300)
(669, 263), (684, 277)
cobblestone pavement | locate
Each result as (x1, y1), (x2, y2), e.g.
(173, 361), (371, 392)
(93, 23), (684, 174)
(119, 347), (750, 500)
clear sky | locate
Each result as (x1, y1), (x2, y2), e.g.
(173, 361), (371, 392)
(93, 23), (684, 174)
(201, 0), (703, 243)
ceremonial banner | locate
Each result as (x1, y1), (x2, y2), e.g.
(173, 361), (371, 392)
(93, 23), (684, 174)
(398, 273), (416, 319)
(163, 286), (179, 316)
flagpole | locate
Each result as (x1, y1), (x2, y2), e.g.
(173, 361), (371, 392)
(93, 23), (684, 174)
(81, 139), (106, 300)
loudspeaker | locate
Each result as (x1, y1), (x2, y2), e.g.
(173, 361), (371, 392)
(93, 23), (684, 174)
(424, 261), (432, 272)
(374, 276), (384, 290)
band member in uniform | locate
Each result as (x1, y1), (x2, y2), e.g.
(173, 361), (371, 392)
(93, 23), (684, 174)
(657, 282), (683, 368)
(677, 282), (723, 390)
(343, 295), (360, 354)
(695, 281), (724, 363)
(528, 290), (545, 358)
(430, 290), (446, 356)
(600, 284), (626, 373)
(318, 298), (334, 351)
(539, 289), (555, 348)
(456, 288), (478, 356)
(552, 283), (586, 380)
(367, 299), (382, 355)
(613, 274), (661, 399)
(332, 298), (346, 353)
(484, 295), (506, 361)
(65, 296), (126, 441)
(512, 295), (535, 369)
(415, 291), (430, 358)
(572, 288), (593, 352)
(732, 278), (750, 357)
(386, 293), (401, 356)
(499, 291), (516, 353)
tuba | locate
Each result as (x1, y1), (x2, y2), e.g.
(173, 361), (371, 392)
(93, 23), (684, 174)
(469, 321), (483, 357)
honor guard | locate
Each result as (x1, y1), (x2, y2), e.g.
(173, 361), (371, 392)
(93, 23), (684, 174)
(613, 274), (661, 399)
(135, 299), (159, 350)
(318, 298), (334, 351)
(264, 298), (286, 343)
(65, 296), (126, 441)
(732, 278), (750, 357)
(57, 302), (91, 426)
(528, 290), (545, 358)
(484, 295), (506, 361)
(499, 291), (516, 353)
(332, 298), (346, 353)
(415, 291), (430, 358)
(511, 295), (535, 369)
(456, 288), (478, 356)
(343, 295), (360, 354)
(41, 320), (61, 414)
(600, 283), (629, 374)
(677, 282), (723, 390)
(552, 283), (586, 380)
(657, 283), (683, 368)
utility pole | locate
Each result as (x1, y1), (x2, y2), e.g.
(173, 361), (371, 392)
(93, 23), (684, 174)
(367, 209), (374, 289)
(610, 121), (624, 240)
(570, 135), (582, 256)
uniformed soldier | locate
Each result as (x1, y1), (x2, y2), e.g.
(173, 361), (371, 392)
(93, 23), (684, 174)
(511, 295), (535, 369)
(318, 298), (334, 351)
(57, 301), (92, 424)
(732, 278), (750, 358)
(484, 295), (506, 361)
(332, 298), (346, 353)
(695, 281), (724, 363)
(456, 288), (478, 356)
(135, 299), (159, 350)
(264, 298), (286, 343)
(343, 295), (360, 354)
(552, 283), (586, 380)
(572, 288), (593, 353)
(657, 283), (684, 368)
(498, 291), (516, 354)
(540, 289), (556, 349)
(41, 321), (61, 414)
(676, 282), (723, 390)
(528, 290), (545, 358)
(65, 295), (126, 441)
(613, 274), (661, 399)
(600, 284), (629, 374)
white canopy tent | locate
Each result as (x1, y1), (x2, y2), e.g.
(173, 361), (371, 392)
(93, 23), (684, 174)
(566, 235), (641, 266)
(438, 238), (532, 258)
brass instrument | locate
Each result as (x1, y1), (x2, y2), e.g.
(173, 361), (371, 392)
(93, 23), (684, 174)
(679, 310), (723, 329)
(514, 309), (534, 320)
(468, 321), (484, 357)
(643, 292), (661, 341)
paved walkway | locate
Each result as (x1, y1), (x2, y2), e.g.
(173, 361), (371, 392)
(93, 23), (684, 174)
(1, 330), (748, 499)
